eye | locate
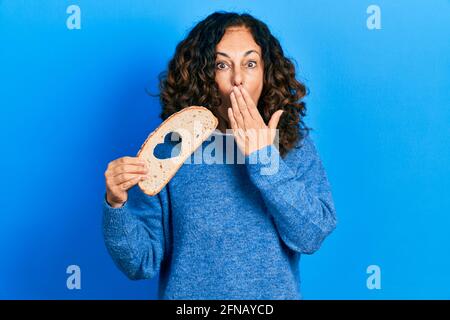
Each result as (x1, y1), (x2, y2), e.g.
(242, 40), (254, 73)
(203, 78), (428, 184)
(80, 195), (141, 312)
(216, 62), (229, 70)
(247, 61), (257, 68)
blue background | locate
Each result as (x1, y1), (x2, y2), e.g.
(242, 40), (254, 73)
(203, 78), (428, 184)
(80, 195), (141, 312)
(0, 0), (449, 299)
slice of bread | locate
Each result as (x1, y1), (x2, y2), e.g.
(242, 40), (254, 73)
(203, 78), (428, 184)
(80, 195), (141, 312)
(136, 106), (218, 196)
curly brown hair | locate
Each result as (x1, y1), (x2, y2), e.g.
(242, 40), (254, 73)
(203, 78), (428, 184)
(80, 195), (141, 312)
(155, 11), (311, 157)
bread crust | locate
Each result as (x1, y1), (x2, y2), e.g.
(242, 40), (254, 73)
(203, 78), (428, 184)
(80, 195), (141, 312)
(136, 106), (218, 196)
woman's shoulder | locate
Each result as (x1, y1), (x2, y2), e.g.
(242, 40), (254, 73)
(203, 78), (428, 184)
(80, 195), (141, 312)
(282, 128), (323, 169)
(289, 127), (316, 155)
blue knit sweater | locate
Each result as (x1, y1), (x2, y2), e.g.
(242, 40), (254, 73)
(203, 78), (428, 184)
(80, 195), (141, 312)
(102, 128), (337, 299)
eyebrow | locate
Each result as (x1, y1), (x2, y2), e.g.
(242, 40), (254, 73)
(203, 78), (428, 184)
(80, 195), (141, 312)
(216, 50), (261, 58)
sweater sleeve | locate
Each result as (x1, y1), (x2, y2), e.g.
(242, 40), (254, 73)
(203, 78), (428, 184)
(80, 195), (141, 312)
(244, 134), (337, 254)
(102, 185), (170, 280)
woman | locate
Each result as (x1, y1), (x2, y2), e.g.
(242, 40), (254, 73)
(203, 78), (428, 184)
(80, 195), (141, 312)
(102, 11), (337, 299)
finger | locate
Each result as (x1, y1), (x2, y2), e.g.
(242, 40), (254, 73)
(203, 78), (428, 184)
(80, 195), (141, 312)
(228, 108), (246, 142)
(233, 86), (253, 124)
(110, 164), (148, 177)
(268, 110), (284, 130)
(112, 172), (146, 186)
(118, 175), (143, 191)
(239, 85), (263, 122)
(109, 156), (146, 170)
(228, 107), (238, 130)
(230, 91), (245, 129)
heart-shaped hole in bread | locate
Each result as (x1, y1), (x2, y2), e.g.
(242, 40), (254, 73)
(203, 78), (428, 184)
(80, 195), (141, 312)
(153, 131), (183, 160)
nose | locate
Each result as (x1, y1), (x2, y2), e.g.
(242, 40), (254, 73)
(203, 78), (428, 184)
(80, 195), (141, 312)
(231, 67), (243, 87)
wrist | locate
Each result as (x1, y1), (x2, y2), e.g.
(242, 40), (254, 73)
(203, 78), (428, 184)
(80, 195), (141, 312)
(105, 194), (125, 208)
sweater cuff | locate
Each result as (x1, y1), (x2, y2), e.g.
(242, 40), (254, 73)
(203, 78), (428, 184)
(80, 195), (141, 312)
(102, 192), (136, 241)
(103, 193), (128, 214)
(245, 144), (297, 190)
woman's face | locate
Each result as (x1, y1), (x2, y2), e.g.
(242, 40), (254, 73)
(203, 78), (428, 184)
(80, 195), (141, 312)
(215, 26), (264, 110)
